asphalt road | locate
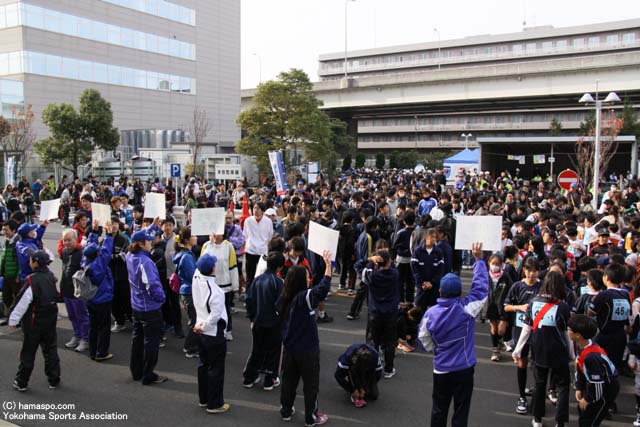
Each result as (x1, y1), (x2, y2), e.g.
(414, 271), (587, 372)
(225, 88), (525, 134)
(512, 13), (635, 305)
(0, 222), (637, 427)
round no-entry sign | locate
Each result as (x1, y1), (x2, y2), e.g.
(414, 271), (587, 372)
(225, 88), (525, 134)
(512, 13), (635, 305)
(557, 169), (579, 190)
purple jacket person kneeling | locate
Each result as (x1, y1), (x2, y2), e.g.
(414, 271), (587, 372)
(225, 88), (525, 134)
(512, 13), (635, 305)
(418, 242), (487, 427)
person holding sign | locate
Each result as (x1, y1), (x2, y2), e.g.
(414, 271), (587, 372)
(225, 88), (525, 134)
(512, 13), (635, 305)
(417, 242), (487, 427)
(512, 271), (573, 427)
(503, 257), (541, 416)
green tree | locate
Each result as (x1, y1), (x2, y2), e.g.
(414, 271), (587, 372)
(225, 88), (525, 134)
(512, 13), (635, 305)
(578, 111), (596, 136)
(389, 151), (400, 169)
(0, 116), (9, 141)
(341, 154), (352, 171)
(396, 150), (420, 169)
(236, 69), (332, 172)
(355, 152), (366, 168)
(35, 89), (119, 177)
(619, 99), (640, 138)
(375, 152), (386, 169)
(549, 117), (563, 136)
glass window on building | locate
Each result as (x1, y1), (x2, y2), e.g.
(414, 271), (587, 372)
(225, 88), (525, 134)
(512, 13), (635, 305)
(573, 38), (585, 48)
(606, 34), (618, 46)
(5, 3), (20, 27)
(623, 32), (636, 44)
(542, 41), (553, 51)
(556, 40), (567, 50)
(588, 36), (600, 47)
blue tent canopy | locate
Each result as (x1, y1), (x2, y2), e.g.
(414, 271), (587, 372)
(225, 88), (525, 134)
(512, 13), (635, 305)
(443, 148), (479, 164)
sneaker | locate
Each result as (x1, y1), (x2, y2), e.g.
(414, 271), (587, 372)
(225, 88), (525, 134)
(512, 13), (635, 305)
(242, 377), (261, 388)
(198, 402), (207, 408)
(532, 419), (542, 427)
(547, 389), (558, 405)
(185, 352), (199, 359)
(317, 314), (333, 323)
(263, 377), (280, 391)
(397, 343), (415, 353)
(305, 412), (329, 427)
(347, 289), (355, 296)
(94, 354), (114, 362)
(499, 341), (507, 352)
(505, 340), (514, 352)
(383, 368), (397, 379)
(281, 407), (296, 421)
(75, 339), (89, 352)
(159, 341), (166, 348)
(230, 307), (238, 314)
(351, 396), (367, 408)
(13, 380), (27, 392)
(633, 413), (640, 427)
(206, 403), (230, 414)
(65, 336), (80, 348)
(346, 313), (358, 320)
(525, 387), (534, 397)
(226, 332), (234, 341)
(490, 352), (500, 362)
(150, 375), (168, 384)
(111, 323), (126, 333)
(48, 383), (58, 390)
(516, 397), (529, 415)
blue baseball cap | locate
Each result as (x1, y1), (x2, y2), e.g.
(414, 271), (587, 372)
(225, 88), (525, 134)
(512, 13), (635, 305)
(131, 229), (155, 243)
(197, 254), (217, 275)
(17, 223), (37, 237)
(440, 273), (462, 296)
(83, 243), (99, 259)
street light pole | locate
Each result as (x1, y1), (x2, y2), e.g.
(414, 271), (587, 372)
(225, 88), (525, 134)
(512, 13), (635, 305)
(434, 28), (441, 71)
(252, 53), (262, 84)
(579, 81), (620, 211)
(461, 133), (472, 149)
(344, 0), (356, 79)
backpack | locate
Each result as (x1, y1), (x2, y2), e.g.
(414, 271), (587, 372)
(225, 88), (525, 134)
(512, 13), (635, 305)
(73, 266), (97, 302)
(169, 255), (184, 293)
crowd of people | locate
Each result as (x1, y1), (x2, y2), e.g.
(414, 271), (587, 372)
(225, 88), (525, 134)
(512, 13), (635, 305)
(2, 166), (640, 426)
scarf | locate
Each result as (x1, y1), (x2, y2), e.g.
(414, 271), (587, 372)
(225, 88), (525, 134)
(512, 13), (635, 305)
(489, 269), (504, 282)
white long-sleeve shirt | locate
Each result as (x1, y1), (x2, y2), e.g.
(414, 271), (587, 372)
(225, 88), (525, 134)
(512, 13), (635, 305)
(191, 270), (228, 338)
(9, 287), (32, 326)
(243, 215), (273, 255)
(201, 240), (239, 292)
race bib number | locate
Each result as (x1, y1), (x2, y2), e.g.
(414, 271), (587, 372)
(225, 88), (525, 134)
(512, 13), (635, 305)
(515, 312), (526, 328)
(531, 301), (558, 327)
(580, 286), (590, 296)
(611, 299), (630, 321)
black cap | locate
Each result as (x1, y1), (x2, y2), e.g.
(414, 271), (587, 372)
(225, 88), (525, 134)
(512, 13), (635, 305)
(597, 229), (610, 237)
(29, 249), (51, 266)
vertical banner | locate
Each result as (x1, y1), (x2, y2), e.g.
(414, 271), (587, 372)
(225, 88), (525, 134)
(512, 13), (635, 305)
(268, 151), (289, 196)
(307, 161), (320, 183)
(5, 156), (15, 186)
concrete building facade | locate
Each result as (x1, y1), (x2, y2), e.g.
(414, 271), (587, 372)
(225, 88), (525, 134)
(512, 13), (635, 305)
(0, 0), (241, 174)
(242, 18), (640, 174)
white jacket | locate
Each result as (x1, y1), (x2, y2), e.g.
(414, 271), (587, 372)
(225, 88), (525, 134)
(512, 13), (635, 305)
(191, 270), (228, 338)
(201, 239), (239, 293)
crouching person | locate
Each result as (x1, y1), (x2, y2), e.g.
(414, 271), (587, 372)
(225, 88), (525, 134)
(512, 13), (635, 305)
(192, 254), (230, 414)
(335, 343), (383, 408)
(9, 250), (60, 391)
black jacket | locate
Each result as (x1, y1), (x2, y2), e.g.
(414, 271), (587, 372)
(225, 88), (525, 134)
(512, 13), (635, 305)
(393, 225), (414, 259)
(246, 270), (283, 328)
(20, 268), (59, 328)
(60, 247), (83, 298)
(109, 232), (129, 283)
(150, 239), (168, 284)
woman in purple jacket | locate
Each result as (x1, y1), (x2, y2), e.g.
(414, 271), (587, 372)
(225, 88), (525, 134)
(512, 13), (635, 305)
(126, 223), (167, 385)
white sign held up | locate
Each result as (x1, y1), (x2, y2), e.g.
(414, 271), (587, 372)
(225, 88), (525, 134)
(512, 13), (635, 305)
(91, 203), (112, 227)
(454, 216), (503, 252)
(307, 221), (339, 261)
(144, 193), (166, 220)
(38, 199), (61, 221)
(191, 208), (225, 236)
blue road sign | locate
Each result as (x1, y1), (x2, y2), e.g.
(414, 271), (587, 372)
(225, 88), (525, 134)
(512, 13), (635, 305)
(170, 163), (181, 177)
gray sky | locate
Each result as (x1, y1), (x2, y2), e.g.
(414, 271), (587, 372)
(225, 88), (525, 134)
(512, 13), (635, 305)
(241, 0), (640, 89)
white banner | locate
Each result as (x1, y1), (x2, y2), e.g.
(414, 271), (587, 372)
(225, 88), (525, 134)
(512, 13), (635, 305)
(191, 207), (225, 236)
(144, 193), (166, 219)
(454, 215), (502, 252)
(308, 221), (339, 261)
(38, 198), (61, 221)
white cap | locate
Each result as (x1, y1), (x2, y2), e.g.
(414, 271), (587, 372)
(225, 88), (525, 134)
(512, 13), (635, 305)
(265, 208), (277, 216)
